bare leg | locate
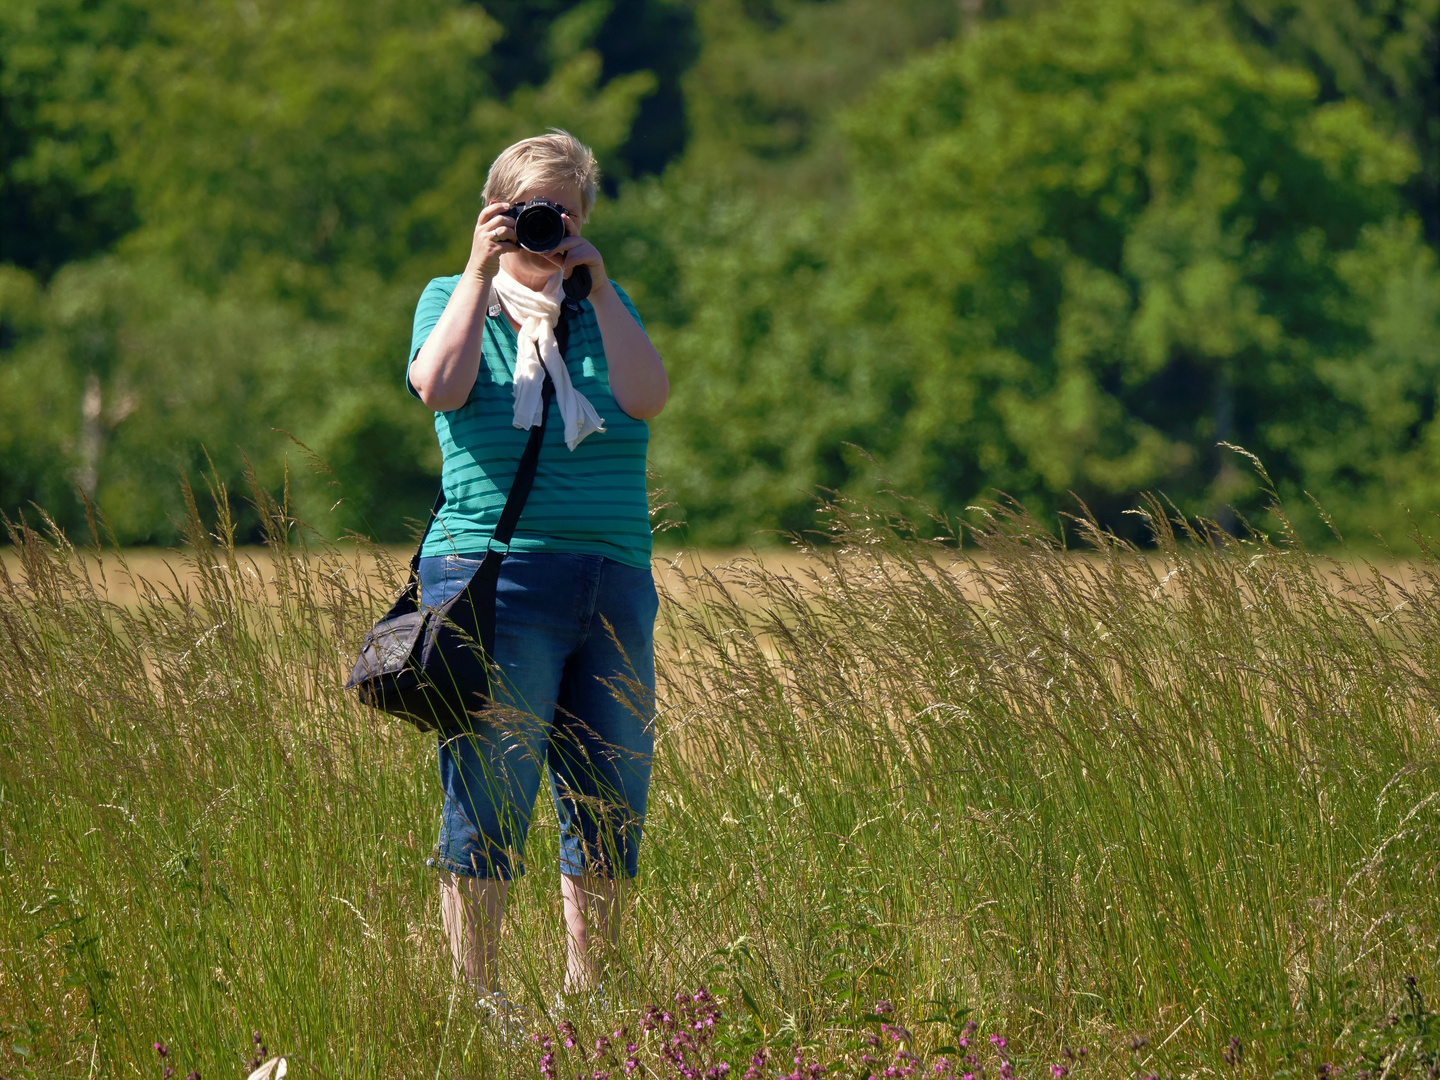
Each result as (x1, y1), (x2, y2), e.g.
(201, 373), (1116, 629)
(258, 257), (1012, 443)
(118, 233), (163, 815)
(561, 873), (622, 993)
(439, 871), (510, 995)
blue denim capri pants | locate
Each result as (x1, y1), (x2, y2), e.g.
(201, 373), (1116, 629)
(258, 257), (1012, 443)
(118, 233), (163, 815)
(419, 551), (657, 881)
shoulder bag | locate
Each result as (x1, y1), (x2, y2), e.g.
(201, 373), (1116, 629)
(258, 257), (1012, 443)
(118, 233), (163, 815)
(344, 269), (590, 732)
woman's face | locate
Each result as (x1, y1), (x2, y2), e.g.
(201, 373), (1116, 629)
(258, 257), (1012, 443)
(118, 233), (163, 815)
(499, 181), (584, 287)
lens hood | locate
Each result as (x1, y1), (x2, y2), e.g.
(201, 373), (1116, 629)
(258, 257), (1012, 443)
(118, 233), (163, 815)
(513, 199), (568, 253)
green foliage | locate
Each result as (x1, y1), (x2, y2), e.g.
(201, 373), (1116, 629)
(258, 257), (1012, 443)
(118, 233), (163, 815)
(0, 0), (145, 278)
(104, 0), (507, 289)
(1, 0), (656, 544)
(1225, 0), (1440, 242)
(679, 0), (966, 173)
(3, 0), (1440, 546)
(480, 0), (698, 181)
(839, 0), (1431, 529)
(638, 0), (1440, 543)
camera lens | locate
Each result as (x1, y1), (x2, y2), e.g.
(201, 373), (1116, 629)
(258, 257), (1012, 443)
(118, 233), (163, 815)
(514, 200), (566, 253)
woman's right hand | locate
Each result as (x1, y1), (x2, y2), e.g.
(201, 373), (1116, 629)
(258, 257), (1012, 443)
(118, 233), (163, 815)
(467, 201), (516, 279)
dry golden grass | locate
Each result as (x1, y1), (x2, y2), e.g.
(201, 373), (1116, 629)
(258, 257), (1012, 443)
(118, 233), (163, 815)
(4, 487), (1440, 1078)
(0, 541), (861, 610)
(2, 540), (1424, 613)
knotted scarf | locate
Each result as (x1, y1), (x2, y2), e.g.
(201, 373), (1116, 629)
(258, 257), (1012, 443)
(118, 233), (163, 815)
(489, 267), (605, 451)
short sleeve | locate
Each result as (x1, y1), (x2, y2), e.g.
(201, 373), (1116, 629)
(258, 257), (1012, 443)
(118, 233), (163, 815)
(609, 281), (645, 332)
(406, 276), (458, 398)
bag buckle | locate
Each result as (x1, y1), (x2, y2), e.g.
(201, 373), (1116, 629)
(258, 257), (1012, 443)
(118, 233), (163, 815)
(485, 537), (510, 556)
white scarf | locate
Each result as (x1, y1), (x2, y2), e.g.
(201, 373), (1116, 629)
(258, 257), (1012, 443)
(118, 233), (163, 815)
(490, 267), (605, 451)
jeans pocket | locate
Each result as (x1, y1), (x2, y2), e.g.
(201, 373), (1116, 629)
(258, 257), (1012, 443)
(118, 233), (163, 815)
(421, 554), (483, 612)
(443, 555), (482, 589)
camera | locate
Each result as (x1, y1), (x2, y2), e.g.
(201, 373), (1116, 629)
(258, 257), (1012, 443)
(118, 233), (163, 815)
(512, 198), (569, 253)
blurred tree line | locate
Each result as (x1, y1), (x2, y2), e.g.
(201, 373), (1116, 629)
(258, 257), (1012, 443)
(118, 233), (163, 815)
(2, 0), (1438, 546)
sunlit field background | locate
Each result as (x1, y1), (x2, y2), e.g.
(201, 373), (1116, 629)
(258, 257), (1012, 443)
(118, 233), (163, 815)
(5, 0), (1440, 1074)
(2, 470), (1438, 1079)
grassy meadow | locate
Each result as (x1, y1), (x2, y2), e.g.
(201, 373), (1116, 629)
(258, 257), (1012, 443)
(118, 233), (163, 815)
(2, 475), (1439, 1079)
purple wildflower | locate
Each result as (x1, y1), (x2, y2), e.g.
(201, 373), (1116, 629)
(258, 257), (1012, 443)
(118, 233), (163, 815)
(1222, 1037), (1244, 1067)
(247, 1031), (269, 1071)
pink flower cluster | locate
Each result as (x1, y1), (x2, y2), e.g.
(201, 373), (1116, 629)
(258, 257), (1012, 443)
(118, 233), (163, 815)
(642, 987), (733, 1080)
(149, 1040), (200, 1080)
(533, 1022), (642, 1080)
(856, 1007), (1016, 1080)
(526, 990), (1033, 1080)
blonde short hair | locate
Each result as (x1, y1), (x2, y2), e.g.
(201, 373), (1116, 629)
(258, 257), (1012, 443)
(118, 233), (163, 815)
(482, 131), (600, 223)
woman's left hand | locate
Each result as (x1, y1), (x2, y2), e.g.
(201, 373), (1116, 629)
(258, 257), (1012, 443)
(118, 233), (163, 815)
(551, 214), (610, 294)
(546, 210), (667, 418)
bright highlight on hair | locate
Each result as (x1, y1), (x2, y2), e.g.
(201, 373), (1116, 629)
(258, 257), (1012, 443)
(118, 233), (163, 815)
(483, 130), (600, 223)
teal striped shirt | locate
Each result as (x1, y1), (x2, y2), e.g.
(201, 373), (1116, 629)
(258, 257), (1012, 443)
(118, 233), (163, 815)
(408, 275), (652, 569)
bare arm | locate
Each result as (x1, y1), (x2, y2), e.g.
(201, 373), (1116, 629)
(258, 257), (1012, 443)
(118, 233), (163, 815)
(587, 281), (669, 419)
(408, 202), (515, 412)
(556, 227), (670, 420)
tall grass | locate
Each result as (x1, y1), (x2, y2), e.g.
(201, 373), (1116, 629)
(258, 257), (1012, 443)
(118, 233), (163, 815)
(1, 470), (1438, 1078)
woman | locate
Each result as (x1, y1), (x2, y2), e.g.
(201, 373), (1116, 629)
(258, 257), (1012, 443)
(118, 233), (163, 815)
(405, 131), (669, 1013)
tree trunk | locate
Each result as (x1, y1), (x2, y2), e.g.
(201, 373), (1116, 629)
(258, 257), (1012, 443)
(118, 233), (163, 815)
(959, 0), (985, 36)
(78, 372), (103, 500)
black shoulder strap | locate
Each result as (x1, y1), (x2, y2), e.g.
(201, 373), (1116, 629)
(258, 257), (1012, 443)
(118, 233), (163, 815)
(488, 296), (574, 550)
(402, 298), (576, 601)
(489, 373), (554, 551)
(471, 305), (572, 657)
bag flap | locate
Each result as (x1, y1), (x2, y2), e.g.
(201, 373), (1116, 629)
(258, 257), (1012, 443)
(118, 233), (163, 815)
(345, 609), (426, 688)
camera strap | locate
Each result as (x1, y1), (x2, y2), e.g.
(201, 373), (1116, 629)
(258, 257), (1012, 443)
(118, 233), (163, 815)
(412, 302), (577, 574)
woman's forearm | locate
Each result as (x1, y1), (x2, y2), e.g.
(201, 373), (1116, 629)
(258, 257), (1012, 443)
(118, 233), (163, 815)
(590, 282), (669, 419)
(411, 263), (669, 418)
(409, 267), (493, 412)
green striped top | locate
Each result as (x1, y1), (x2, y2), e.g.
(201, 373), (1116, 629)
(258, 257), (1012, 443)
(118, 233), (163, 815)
(408, 275), (652, 569)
